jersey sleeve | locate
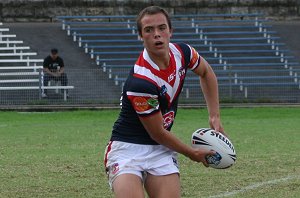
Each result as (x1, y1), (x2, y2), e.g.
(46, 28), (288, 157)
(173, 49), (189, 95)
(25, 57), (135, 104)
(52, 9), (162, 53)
(125, 76), (160, 117)
(177, 43), (201, 71)
(127, 91), (159, 116)
(189, 46), (201, 70)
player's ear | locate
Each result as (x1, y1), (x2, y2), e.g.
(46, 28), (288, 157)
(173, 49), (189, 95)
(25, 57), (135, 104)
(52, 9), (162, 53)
(138, 35), (143, 41)
(169, 28), (173, 38)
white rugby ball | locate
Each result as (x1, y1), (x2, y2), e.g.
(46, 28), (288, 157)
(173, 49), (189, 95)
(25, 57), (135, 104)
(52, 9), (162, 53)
(191, 128), (236, 169)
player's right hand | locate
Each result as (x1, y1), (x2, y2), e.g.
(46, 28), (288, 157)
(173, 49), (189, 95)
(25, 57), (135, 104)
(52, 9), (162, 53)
(189, 148), (216, 167)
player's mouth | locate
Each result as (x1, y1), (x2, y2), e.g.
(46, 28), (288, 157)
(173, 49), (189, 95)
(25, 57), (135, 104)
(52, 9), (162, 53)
(155, 41), (164, 47)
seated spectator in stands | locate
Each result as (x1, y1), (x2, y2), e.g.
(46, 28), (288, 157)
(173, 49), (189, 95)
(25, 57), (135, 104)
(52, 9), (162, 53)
(42, 48), (68, 98)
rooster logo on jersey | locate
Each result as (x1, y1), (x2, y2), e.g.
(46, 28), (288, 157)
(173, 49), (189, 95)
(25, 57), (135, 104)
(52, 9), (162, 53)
(163, 111), (175, 129)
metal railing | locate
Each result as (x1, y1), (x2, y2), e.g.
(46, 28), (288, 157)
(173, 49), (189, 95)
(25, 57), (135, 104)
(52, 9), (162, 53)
(1, 68), (300, 106)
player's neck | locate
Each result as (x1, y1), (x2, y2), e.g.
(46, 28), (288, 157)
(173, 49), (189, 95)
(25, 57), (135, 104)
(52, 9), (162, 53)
(149, 52), (170, 70)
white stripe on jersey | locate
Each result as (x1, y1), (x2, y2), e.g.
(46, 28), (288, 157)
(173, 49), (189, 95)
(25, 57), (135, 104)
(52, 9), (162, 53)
(187, 45), (200, 70)
(134, 43), (186, 103)
(169, 43), (185, 98)
(138, 107), (159, 115)
(142, 50), (160, 70)
(127, 91), (158, 98)
(134, 63), (171, 88)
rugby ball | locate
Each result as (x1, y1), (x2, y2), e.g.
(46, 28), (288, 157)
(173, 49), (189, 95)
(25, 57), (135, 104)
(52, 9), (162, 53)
(191, 128), (236, 169)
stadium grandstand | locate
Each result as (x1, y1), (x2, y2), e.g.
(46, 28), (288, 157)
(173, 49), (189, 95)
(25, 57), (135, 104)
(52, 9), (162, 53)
(1, 2), (300, 107)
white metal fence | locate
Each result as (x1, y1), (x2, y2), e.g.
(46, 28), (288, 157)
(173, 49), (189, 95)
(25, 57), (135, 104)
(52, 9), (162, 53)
(1, 68), (300, 106)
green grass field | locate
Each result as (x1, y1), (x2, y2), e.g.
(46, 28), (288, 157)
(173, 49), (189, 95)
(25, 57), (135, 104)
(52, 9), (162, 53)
(0, 107), (299, 198)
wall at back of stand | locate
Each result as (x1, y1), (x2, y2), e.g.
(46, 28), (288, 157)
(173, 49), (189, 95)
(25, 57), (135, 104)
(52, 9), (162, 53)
(0, 0), (299, 22)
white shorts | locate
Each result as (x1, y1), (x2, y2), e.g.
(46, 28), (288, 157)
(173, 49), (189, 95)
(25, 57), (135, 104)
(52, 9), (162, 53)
(104, 141), (180, 188)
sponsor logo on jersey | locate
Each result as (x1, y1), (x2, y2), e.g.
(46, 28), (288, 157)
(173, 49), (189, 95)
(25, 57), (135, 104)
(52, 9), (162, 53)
(178, 66), (186, 79)
(147, 97), (159, 108)
(163, 111), (175, 128)
(132, 97), (150, 112)
(127, 92), (159, 114)
(132, 96), (159, 112)
(168, 71), (176, 83)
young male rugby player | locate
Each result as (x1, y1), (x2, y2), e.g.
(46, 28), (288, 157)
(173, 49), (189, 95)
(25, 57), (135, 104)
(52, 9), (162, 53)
(104, 6), (226, 198)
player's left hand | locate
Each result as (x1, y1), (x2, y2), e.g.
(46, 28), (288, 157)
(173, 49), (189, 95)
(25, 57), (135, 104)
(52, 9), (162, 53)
(209, 116), (228, 137)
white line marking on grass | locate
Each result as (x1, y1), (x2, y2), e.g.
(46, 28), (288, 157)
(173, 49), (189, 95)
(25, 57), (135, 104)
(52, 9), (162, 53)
(209, 175), (300, 198)
(18, 112), (56, 114)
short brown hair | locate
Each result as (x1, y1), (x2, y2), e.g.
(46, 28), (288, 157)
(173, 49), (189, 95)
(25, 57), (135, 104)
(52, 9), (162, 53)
(136, 6), (172, 37)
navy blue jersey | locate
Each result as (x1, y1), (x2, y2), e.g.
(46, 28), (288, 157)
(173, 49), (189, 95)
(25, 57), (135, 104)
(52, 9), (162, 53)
(110, 43), (201, 145)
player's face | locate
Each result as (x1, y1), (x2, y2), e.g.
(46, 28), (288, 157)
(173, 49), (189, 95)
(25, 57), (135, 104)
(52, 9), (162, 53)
(140, 13), (172, 57)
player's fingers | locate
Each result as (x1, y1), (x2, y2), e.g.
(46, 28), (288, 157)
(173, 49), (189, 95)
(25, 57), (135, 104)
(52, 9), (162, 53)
(202, 159), (209, 167)
(202, 156), (209, 167)
(210, 124), (227, 137)
(208, 149), (216, 156)
(218, 130), (229, 138)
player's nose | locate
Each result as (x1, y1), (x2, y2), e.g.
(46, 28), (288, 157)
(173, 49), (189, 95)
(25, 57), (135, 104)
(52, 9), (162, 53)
(154, 29), (161, 38)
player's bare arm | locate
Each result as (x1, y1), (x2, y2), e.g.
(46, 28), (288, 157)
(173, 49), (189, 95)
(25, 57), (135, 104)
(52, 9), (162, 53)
(139, 112), (214, 166)
(193, 56), (225, 134)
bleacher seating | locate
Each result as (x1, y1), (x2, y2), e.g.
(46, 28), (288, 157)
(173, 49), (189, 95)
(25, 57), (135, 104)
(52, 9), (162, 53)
(57, 14), (300, 102)
(0, 22), (74, 102)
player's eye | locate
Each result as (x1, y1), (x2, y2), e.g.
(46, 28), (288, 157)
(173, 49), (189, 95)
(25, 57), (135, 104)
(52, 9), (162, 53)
(160, 26), (167, 31)
(144, 27), (153, 33)
(159, 25), (167, 31)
